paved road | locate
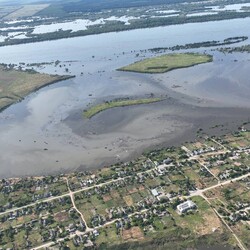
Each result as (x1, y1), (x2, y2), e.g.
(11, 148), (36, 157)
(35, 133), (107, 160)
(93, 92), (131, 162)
(188, 172), (250, 197)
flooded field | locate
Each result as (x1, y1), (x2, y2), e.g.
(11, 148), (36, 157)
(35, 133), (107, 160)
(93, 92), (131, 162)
(1, 1), (250, 43)
(0, 18), (249, 177)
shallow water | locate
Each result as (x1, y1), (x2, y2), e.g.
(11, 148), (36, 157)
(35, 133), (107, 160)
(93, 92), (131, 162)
(0, 18), (250, 178)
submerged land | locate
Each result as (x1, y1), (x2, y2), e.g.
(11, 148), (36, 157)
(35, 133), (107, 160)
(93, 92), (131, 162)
(0, 129), (249, 249)
(118, 53), (212, 74)
(0, 64), (73, 112)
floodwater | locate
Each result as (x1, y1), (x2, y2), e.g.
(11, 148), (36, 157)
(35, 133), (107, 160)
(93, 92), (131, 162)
(32, 16), (138, 34)
(0, 18), (250, 178)
(210, 3), (250, 12)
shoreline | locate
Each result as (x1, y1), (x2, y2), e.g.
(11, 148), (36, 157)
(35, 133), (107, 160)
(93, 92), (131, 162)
(0, 14), (250, 48)
(0, 74), (75, 113)
(2, 98), (249, 179)
(3, 117), (249, 180)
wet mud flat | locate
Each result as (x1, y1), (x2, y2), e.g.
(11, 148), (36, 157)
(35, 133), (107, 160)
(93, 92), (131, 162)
(65, 95), (250, 173)
(0, 91), (249, 178)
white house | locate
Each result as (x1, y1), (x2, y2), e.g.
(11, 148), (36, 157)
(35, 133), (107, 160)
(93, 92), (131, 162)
(177, 200), (196, 214)
(151, 189), (159, 197)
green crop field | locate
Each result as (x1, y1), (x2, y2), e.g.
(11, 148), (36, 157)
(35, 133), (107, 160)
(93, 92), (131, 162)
(118, 53), (212, 74)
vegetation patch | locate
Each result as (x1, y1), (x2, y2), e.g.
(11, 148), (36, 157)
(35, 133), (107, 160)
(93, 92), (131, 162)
(118, 53), (212, 74)
(83, 97), (164, 119)
(3, 4), (49, 20)
(150, 36), (248, 52)
(0, 64), (74, 112)
(218, 44), (250, 53)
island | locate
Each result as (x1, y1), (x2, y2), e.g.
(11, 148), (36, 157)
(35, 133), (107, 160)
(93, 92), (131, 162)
(118, 53), (213, 74)
(83, 97), (164, 119)
(0, 64), (74, 112)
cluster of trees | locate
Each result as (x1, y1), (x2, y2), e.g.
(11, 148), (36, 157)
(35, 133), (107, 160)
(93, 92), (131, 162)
(150, 36), (248, 52)
(219, 44), (250, 53)
(40, 0), (205, 16)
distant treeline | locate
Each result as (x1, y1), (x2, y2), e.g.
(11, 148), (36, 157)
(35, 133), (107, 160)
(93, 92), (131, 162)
(39, 0), (207, 16)
(149, 36), (248, 52)
(218, 44), (250, 53)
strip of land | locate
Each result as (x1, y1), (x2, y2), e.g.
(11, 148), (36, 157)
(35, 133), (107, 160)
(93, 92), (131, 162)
(149, 36), (248, 52)
(218, 44), (250, 53)
(0, 65), (74, 112)
(83, 97), (163, 118)
(118, 53), (212, 74)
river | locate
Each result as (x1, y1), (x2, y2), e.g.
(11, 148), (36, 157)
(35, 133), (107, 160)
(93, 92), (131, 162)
(0, 18), (250, 178)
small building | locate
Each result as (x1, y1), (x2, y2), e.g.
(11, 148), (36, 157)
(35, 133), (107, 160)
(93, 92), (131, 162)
(93, 229), (99, 237)
(151, 189), (159, 197)
(163, 158), (172, 165)
(177, 200), (196, 214)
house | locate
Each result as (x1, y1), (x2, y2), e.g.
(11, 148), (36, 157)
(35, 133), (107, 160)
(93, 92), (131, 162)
(156, 165), (166, 175)
(151, 189), (159, 197)
(93, 229), (99, 237)
(163, 158), (172, 165)
(177, 200), (196, 214)
(219, 172), (230, 180)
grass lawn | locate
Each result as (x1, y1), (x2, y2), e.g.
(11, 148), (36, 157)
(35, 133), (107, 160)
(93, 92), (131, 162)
(83, 97), (163, 118)
(130, 192), (142, 203)
(118, 53), (212, 74)
(169, 196), (223, 237)
(232, 223), (250, 249)
(96, 225), (122, 247)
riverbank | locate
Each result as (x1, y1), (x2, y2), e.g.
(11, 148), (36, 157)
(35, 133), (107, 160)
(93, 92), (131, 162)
(0, 65), (74, 112)
(1, 11), (250, 48)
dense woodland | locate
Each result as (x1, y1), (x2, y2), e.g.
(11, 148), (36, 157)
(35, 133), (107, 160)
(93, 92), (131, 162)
(39, 0), (207, 15)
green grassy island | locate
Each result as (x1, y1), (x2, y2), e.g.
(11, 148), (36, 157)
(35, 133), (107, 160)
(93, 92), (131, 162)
(83, 98), (163, 118)
(0, 65), (74, 112)
(118, 53), (213, 74)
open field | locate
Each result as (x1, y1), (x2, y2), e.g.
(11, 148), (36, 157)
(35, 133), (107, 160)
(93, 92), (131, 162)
(0, 65), (73, 112)
(118, 53), (212, 74)
(3, 4), (49, 20)
(83, 98), (163, 119)
(203, 178), (250, 249)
